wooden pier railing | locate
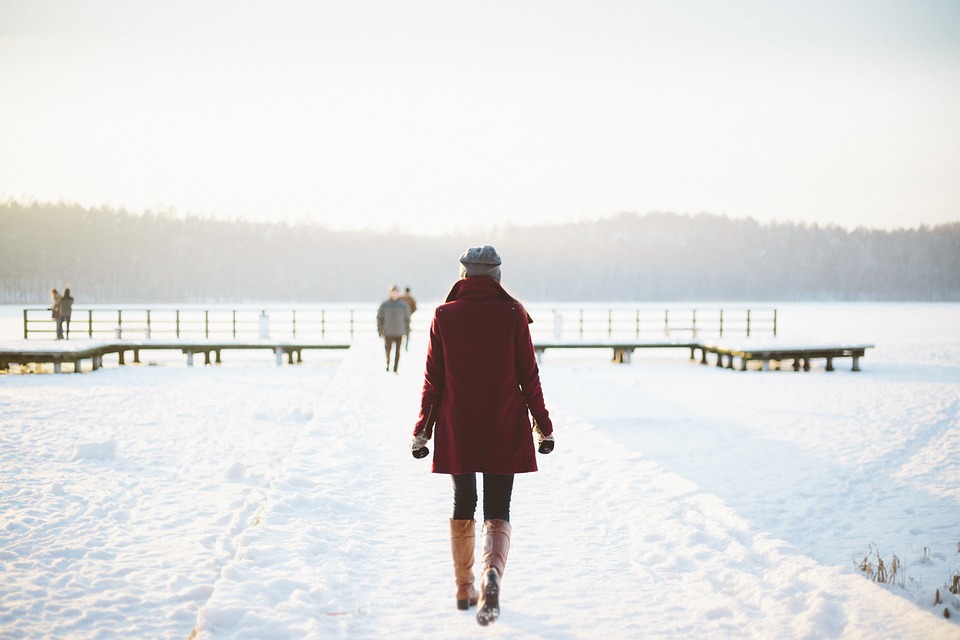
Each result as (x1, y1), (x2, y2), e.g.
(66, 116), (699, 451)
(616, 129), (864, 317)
(22, 308), (375, 341)
(527, 307), (776, 341)
(22, 306), (777, 341)
(23, 303), (777, 341)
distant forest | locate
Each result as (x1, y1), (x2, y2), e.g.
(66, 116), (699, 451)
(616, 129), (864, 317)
(2, 200), (958, 304)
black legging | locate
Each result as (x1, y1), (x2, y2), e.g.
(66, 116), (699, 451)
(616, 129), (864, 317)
(451, 473), (515, 522)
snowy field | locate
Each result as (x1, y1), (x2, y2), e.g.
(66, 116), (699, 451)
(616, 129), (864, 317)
(1, 302), (958, 639)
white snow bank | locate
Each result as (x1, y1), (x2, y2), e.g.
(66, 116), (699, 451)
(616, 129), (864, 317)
(0, 363), (339, 639)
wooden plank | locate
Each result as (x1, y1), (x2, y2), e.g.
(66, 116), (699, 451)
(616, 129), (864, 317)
(0, 341), (351, 373)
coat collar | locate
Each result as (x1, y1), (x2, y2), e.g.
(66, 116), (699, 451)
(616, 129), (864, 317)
(444, 277), (533, 323)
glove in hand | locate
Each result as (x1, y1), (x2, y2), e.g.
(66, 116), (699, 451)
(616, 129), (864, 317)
(533, 420), (555, 454)
(410, 431), (430, 459)
(538, 436), (555, 454)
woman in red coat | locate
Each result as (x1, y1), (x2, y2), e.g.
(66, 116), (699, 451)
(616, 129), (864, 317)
(411, 245), (554, 626)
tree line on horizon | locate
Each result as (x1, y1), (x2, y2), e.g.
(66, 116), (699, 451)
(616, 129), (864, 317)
(1, 200), (958, 305)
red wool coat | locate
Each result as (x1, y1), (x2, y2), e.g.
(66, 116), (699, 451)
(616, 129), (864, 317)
(413, 277), (554, 475)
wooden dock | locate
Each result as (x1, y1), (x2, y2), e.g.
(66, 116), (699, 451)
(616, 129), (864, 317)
(6, 306), (870, 374)
(0, 340), (350, 373)
(2, 338), (874, 374)
(694, 343), (874, 372)
(534, 341), (874, 371)
(2, 339), (874, 374)
(533, 341), (700, 364)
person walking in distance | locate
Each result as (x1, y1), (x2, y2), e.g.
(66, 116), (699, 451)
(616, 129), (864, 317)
(409, 245), (555, 626)
(59, 288), (74, 340)
(377, 285), (410, 373)
(401, 287), (417, 351)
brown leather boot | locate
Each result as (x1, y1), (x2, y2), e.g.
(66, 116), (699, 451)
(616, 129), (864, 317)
(476, 519), (511, 626)
(450, 519), (479, 610)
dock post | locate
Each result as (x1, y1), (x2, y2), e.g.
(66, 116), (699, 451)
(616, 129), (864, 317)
(260, 311), (270, 338)
(852, 355), (861, 372)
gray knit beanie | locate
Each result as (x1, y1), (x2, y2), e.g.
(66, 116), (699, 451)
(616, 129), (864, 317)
(459, 245), (502, 282)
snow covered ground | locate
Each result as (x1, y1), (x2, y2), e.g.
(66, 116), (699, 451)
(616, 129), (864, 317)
(1, 302), (958, 639)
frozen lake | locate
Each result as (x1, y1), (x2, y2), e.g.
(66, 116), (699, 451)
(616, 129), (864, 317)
(1, 301), (958, 638)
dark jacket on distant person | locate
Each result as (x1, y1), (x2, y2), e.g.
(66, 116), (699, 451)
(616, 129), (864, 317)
(60, 292), (74, 318)
(377, 298), (411, 338)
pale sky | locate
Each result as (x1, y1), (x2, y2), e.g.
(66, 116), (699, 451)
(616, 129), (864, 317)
(2, 1), (958, 234)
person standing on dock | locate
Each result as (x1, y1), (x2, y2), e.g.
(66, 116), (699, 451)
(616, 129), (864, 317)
(377, 285), (410, 373)
(401, 287), (417, 351)
(409, 245), (555, 626)
(50, 289), (62, 340)
(59, 288), (74, 340)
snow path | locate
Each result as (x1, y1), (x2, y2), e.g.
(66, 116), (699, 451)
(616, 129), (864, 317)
(189, 338), (957, 639)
